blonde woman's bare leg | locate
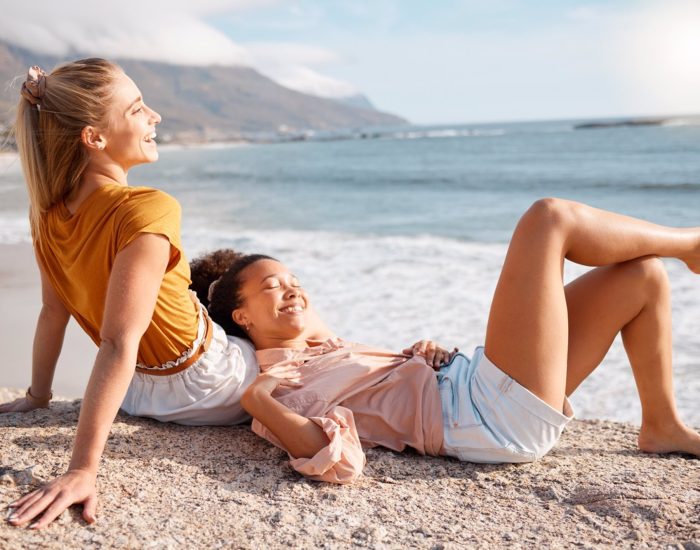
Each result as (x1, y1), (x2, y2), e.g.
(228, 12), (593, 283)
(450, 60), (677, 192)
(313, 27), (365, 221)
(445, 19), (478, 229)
(484, 198), (700, 414)
(563, 258), (700, 455)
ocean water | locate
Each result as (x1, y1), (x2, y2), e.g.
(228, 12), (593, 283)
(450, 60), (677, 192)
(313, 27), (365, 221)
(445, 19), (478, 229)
(1, 119), (699, 426)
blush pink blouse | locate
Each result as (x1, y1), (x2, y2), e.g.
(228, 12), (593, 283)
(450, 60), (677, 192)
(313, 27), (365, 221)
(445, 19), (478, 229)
(252, 338), (444, 484)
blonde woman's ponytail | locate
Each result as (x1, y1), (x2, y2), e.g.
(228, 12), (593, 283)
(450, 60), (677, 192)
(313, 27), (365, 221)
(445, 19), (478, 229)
(13, 58), (120, 240)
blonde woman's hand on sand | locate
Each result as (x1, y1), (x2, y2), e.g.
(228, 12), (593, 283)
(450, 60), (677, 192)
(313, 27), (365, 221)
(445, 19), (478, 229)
(403, 340), (458, 369)
(6, 469), (97, 529)
(0, 397), (45, 413)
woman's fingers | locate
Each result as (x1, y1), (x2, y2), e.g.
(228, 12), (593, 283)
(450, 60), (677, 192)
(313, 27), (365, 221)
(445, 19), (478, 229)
(267, 371), (303, 387)
(424, 343), (437, 366)
(278, 374), (303, 388)
(8, 490), (56, 526)
(82, 494), (97, 524)
(26, 494), (73, 529)
(7, 471), (97, 529)
(435, 349), (449, 368)
(0, 398), (24, 413)
(267, 369), (301, 380)
(402, 340), (428, 357)
(0, 402), (10, 413)
(8, 489), (42, 514)
(403, 340), (459, 367)
(2, 398), (40, 413)
(250, 371), (304, 396)
(413, 341), (427, 355)
(431, 347), (458, 369)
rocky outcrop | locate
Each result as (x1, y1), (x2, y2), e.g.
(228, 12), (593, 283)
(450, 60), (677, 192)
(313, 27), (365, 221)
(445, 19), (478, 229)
(0, 387), (697, 549)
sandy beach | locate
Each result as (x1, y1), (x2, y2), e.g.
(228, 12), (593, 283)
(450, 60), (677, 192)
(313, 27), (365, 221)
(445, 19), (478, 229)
(0, 247), (698, 547)
(0, 387), (698, 548)
(1, 242), (698, 548)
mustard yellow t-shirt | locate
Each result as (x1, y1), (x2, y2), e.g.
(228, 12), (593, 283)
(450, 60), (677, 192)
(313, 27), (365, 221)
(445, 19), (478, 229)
(33, 183), (198, 367)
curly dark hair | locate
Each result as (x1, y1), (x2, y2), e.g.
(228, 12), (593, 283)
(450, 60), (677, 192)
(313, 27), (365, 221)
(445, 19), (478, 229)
(189, 249), (276, 339)
(189, 249), (240, 307)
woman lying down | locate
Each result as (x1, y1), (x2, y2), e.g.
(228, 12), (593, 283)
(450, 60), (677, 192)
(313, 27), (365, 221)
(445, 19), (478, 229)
(191, 200), (700, 483)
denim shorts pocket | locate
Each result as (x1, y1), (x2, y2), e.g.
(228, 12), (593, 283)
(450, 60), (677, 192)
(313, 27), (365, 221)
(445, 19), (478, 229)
(438, 371), (465, 429)
(468, 361), (537, 462)
(469, 363), (507, 420)
(440, 349), (537, 464)
(440, 371), (515, 463)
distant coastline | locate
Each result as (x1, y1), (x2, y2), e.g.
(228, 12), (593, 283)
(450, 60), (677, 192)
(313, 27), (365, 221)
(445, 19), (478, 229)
(574, 114), (700, 130)
(2, 114), (700, 154)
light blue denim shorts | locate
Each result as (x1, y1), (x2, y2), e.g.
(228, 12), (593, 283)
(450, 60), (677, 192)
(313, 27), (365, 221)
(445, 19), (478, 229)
(438, 346), (574, 463)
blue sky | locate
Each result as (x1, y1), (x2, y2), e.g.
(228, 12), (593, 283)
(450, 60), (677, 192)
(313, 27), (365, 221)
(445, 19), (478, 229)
(210, 1), (625, 38)
(205, 0), (700, 123)
(2, 0), (699, 124)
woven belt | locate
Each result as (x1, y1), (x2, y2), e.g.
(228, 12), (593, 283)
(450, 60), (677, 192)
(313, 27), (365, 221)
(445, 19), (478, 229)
(135, 311), (214, 376)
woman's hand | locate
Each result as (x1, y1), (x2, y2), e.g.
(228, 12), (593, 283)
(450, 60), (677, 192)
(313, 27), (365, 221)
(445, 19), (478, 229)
(245, 371), (303, 399)
(241, 371), (302, 416)
(6, 469), (97, 529)
(241, 373), (330, 461)
(0, 396), (45, 413)
(403, 340), (458, 369)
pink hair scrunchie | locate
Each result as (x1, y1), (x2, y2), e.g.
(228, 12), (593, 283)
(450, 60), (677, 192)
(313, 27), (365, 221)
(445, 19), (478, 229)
(20, 65), (47, 106)
(207, 277), (222, 303)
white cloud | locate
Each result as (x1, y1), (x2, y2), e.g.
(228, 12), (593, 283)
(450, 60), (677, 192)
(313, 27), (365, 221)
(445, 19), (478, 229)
(245, 42), (358, 97)
(266, 65), (358, 97)
(0, 1), (250, 64)
(0, 0), (358, 98)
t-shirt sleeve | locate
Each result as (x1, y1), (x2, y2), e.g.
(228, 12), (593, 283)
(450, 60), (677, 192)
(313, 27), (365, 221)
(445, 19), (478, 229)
(115, 189), (183, 271)
(288, 407), (366, 484)
(252, 406), (366, 485)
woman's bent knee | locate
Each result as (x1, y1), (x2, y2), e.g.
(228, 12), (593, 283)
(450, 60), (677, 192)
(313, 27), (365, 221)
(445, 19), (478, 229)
(517, 197), (576, 237)
(622, 256), (669, 294)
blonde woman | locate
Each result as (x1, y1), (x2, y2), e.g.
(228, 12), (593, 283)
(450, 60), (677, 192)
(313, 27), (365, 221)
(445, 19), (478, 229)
(1, 60), (259, 529)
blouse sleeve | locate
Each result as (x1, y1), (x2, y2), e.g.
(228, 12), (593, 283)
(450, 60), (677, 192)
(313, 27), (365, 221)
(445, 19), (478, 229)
(115, 189), (183, 271)
(252, 405), (366, 485)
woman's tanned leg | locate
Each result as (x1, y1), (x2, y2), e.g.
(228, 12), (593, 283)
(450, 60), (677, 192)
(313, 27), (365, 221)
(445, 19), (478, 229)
(562, 258), (700, 455)
(484, 198), (700, 411)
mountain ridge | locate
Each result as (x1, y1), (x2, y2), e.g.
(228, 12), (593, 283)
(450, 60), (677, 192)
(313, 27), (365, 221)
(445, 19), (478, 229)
(0, 40), (407, 144)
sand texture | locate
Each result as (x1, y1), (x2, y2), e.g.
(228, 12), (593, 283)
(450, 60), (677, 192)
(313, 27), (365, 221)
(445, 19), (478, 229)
(0, 387), (698, 549)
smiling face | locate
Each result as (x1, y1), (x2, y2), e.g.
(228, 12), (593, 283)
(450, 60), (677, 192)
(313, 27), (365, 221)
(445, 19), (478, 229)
(96, 71), (161, 169)
(232, 259), (310, 345)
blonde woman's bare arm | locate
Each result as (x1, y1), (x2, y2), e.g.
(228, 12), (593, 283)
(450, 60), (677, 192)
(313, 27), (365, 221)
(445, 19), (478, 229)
(6, 233), (170, 528)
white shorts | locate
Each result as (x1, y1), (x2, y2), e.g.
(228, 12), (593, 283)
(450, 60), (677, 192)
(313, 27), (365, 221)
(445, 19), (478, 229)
(121, 321), (259, 426)
(439, 346), (574, 463)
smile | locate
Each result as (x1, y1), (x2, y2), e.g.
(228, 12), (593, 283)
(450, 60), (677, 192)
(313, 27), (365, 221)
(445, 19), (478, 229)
(279, 305), (305, 314)
(144, 131), (157, 143)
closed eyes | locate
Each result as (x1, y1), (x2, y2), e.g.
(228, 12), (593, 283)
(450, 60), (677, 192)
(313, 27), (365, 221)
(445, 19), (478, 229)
(262, 276), (301, 290)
